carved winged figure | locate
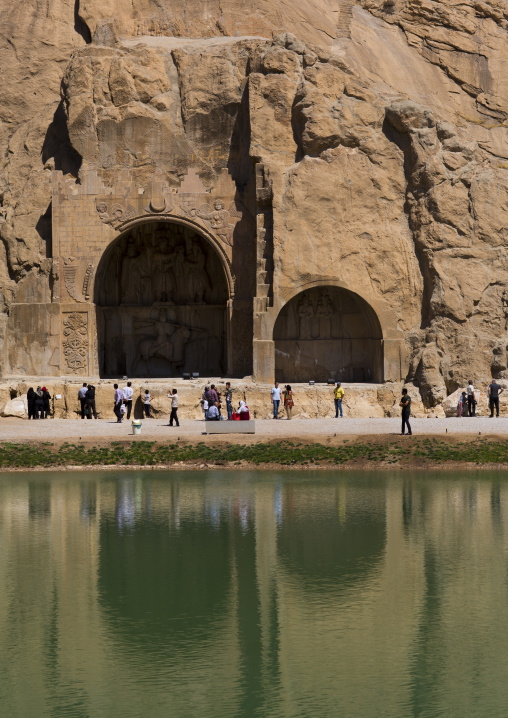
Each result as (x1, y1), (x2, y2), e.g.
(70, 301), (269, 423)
(191, 199), (242, 246)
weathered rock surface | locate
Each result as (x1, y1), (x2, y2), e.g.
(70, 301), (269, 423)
(2, 1), (508, 409)
(1, 396), (27, 418)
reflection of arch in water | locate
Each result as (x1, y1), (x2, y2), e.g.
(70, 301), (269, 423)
(94, 220), (231, 378)
(98, 515), (232, 656)
(276, 485), (386, 593)
(273, 285), (383, 383)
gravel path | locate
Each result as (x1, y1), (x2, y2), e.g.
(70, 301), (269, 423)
(0, 416), (507, 442)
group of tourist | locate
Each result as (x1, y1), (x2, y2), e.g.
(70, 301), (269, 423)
(200, 383), (250, 421)
(77, 383), (97, 419)
(27, 386), (52, 419)
(457, 379), (505, 418)
(67, 377), (506, 431)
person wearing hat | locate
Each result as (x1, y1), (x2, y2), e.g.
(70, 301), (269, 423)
(333, 382), (344, 418)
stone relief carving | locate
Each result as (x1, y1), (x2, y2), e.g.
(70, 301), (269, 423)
(96, 223), (227, 378)
(134, 310), (192, 374)
(295, 290), (334, 339)
(63, 258), (78, 301)
(92, 169), (248, 249)
(297, 293), (314, 339)
(189, 199), (242, 247)
(96, 200), (137, 228)
(62, 311), (88, 374)
(82, 263), (94, 301)
(62, 258), (93, 303)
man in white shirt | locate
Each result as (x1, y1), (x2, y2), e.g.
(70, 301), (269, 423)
(467, 380), (476, 417)
(114, 383), (123, 423)
(123, 381), (134, 419)
(271, 382), (282, 419)
(77, 382), (88, 419)
(168, 388), (180, 427)
(207, 402), (220, 421)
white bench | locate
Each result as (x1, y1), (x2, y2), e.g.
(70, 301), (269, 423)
(204, 420), (255, 434)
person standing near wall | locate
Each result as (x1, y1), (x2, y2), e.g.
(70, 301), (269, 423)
(168, 388), (180, 427)
(224, 382), (233, 420)
(34, 387), (44, 419)
(488, 379), (503, 417)
(78, 382), (88, 419)
(123, 381), (134, 420)
(143, 389), (151, 418)
(400, 388), (412, 436)
(85, 384), (97, 419)
(27, 388), (36, 420)
(271, 382), (281, 419)
(114, 383), (123, 423)
(334, 382), (344, 418)
(467, 380), (476, 417)
(41, 387), (51, 419)
(283, 385), (294, 420)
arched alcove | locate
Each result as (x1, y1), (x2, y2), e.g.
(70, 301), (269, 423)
(95, 221), (229, 378)
(273, 286), (383, 383)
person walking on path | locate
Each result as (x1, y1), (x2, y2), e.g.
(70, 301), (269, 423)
(334, 382), (344, 418)
(488, 379), (503, 417)
(114, 383), (123, 423)
(122, 381), (134, 420)
(271, 382), (282, 419)
(283, 384), (294, 420)
(27, 388), (36, 420)
(467, 380), (476, 417)
(85, 384), (97, 419)
(143, 389), (151, 418)
(168, 388), (180, 427)
(400, 388), (412, 435)
(78, 382), (88, 419)
(224, 382), (233, 420)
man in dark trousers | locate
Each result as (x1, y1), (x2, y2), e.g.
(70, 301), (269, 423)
(85, 384), (98, 419)
(488, 379), (504, 417)
(400, 388), (412, 435)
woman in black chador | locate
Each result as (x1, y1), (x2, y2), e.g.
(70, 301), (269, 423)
(27, 387), (36, 419)
(34, 387), (44, 419)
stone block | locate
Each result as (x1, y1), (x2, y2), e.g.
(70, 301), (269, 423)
(205, 420), (255, 434)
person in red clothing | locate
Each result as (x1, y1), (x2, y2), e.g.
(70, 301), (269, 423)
(238, 400), (250, 420)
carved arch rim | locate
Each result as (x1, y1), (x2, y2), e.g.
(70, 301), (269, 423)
(268, 279), (401, 340)
(93, 214), (236, 301)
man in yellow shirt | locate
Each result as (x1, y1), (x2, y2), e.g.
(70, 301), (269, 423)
(334, 382), (344, 418)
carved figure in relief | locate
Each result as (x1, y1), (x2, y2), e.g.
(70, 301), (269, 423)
(134, 310), (191, 373)
(154, 234), (174, 303)
(297, 294), (314, 339)
(315, 291), (333, 339)
(191, 199), (235, 246)
(120, 239), (141, 304)
(186, 241), (210, 303)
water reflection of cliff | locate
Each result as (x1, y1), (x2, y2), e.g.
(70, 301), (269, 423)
(1, 473), (508, 717)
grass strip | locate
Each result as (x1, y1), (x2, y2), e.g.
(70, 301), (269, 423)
(0, 437), (508, 468)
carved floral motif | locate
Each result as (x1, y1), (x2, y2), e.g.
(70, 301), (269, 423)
(62, 312), (88, 374)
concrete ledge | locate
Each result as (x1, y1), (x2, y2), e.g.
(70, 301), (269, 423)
(205, 420), (255, 434)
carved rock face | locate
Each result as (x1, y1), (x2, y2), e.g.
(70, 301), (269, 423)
(3, 4), (508, 402)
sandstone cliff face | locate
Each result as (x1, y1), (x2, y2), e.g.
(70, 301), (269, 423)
(2, 1), (508, 407)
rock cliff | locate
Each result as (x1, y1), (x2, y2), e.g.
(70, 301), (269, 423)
(1, 0), (508, 407)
